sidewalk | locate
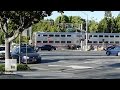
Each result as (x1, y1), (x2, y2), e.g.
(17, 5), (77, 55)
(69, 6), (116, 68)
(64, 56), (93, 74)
(0, 73), (24, 79)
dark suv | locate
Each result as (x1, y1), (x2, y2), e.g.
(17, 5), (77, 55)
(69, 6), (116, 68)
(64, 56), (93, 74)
(11, 46), (41, 64)
(38, 45), (56, 51)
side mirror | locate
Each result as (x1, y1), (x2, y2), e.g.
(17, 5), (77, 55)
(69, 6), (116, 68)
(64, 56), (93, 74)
(35, 47), (39, 52)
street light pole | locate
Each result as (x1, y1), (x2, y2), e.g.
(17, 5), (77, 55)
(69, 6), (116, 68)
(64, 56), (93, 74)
(81, 11), (88, 51)
(86, 15), (88, 51)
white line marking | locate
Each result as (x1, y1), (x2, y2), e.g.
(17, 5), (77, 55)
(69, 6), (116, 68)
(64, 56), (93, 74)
(66, 65), (93, 69)
(48, 65), (62, 67)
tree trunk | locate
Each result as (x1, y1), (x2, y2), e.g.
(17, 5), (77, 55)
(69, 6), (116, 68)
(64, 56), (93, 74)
(5, 38), (11, 59)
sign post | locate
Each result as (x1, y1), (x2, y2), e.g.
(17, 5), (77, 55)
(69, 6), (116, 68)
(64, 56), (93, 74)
(5, 59), (17, 73)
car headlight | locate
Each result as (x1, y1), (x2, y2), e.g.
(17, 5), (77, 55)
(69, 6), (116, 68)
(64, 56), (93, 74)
(22, 56), (29, 59)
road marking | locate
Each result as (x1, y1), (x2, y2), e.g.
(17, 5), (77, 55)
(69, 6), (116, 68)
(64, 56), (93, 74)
(66, 65), (93, 69)
(31, 67), (49, 70)
(48, 65), (62, 67)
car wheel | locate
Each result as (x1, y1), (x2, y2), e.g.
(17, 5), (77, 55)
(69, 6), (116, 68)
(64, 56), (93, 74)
(51, 48), (54, 51)
(36, 59), (41, 63)
(106, 51), (110, 56)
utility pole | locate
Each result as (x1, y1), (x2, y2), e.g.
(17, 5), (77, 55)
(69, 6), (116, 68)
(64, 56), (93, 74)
(19, 33), (21, 64)
(81, 11), (88, 51)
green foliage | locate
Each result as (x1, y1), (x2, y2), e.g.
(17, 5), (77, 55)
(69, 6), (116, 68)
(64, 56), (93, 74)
(17, 64), (30, 71)
(0, 32), (5, 45)
(0, 64), (5, 72)
(31, 12), (120, 33)
(105, 11), (112, 18)
(98, 18), (107, 33)
(32, 20), (59, 32)
(55, 15), (69, 23)
(115, 15), (120, 33)
(14, 36), (30, 44)
(88, 20), (98, 32)
(0, 64), (30, 72)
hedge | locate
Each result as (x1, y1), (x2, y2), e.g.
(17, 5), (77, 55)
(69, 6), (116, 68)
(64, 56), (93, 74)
(0, 64), (30, 72)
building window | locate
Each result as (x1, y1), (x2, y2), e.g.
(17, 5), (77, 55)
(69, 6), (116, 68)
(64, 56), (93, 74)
(105, 41), (108, 43)
(110, 41), (114, 43)
(67, 41), (71, 43)
(104, 35), (108, 37)
(115, 41), (119, 44)
(43, 41), (48, 43)
(37, 41), (41, 43)
(88, 41), (92, 43)
(43, 35), (47, 37)
(61, 35), (65, 37)
(38, 35), (40, 36)
(93, 41), (97, 43)
(94, 35), (98, 37)
(67, 35), (71, 37)
(49, 41), (54, 43)
(110, 35), (114, 37)
(115, 35), (119, 37)
(55, 35), (60, 37)
(99, 35), (103, 37)
(55, 41), (60, 43)
(49, 34), (54, 37)
(99, 41), (103, 43)
(61, 41), (65, 43)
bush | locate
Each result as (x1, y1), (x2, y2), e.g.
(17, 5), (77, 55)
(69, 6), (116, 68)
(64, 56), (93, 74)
(17, 64), (30, 71)
(0, 64), (5, 72)
(0, 64), (30, 72)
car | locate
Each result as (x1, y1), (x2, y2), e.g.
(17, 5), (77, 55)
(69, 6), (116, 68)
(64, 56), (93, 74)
(11, 46), (41, 64)
(38, 45), (56, 51)
(105, 45), (118, 51)
(0, 46), (5, 59)
(106, 46), (120, 56)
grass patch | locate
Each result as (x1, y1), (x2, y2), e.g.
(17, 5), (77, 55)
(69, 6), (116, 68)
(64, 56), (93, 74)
(0, 64), (30, 72)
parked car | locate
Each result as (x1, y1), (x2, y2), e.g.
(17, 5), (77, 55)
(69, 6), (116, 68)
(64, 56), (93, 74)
(38, 45), (56, 51)
(106, 46), (120, 56)
(105, 45), (118, 51)
(0, 46), (5, 59)
(11, 46), (41, 64)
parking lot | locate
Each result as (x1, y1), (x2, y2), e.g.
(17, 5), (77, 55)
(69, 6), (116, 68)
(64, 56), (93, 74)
(2, 50), (116, 79)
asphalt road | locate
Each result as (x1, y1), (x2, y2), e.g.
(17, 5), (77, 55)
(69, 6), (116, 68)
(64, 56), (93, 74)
(14, 50), (120, 79)
(1, 50), (120, 79)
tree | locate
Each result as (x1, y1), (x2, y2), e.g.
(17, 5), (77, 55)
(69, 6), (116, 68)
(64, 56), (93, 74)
(105, 11), (112, 18)
(104, 11), (113, 33)
(14, 36), (30, 44)
(114, 15), (120, 33)
(32, 19), (58, 32)
(98, 18), (107, 33)
(88, 20), (98, 33)
(55, 15), (69, 23)
(69, 16), (84, 29)
(55, 15), (69, 32)
(0, 32), (4, 44)
(0, 11), (52, 60)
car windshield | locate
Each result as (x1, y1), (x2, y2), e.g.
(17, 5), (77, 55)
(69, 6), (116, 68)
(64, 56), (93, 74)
(21, 48), (35, 53)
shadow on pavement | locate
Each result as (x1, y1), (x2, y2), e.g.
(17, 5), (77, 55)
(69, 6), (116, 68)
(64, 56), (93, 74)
(41, 54), (106, 56)
(108, 63), (120, 68)
(41, 59), (60, 64)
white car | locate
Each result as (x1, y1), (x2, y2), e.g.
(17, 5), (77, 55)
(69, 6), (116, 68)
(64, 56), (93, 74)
(0, 46), (5, 59)
(0, 46), (12, 59)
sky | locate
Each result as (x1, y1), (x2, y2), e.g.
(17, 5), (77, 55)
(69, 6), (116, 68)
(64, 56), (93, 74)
(44, 11), (120, 22)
